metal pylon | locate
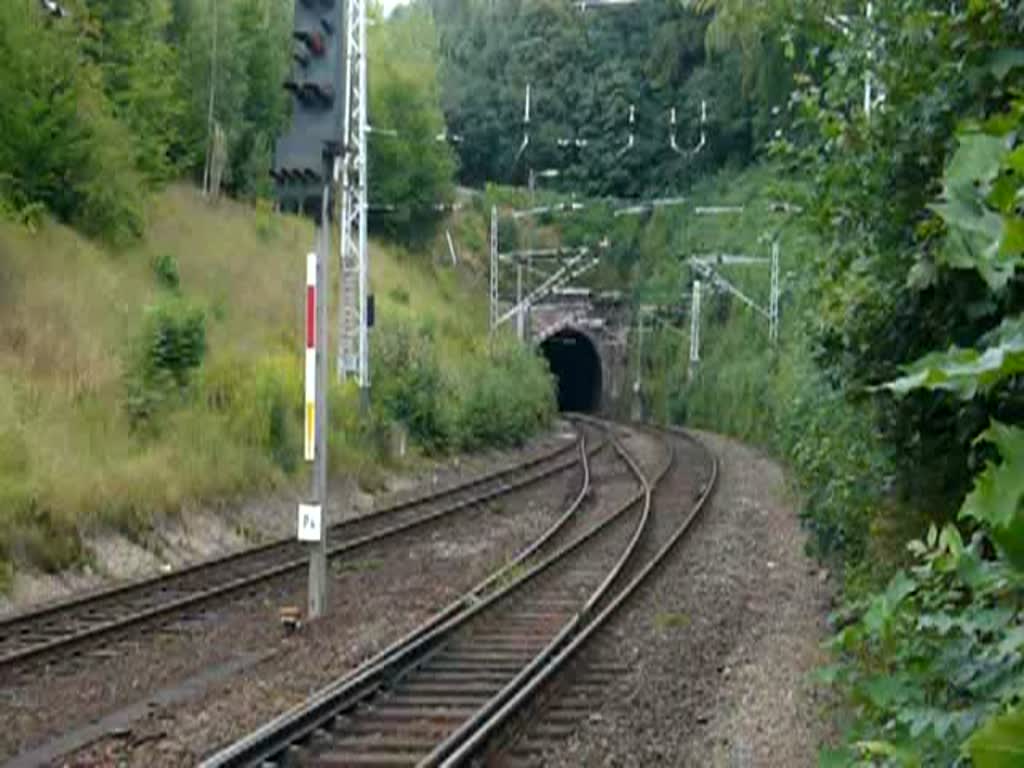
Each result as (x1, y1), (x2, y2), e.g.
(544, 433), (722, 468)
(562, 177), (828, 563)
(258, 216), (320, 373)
(688, 279), (701, 380)
(769, 240), (780, 345)
(489, 206), (499, 333)
(338, 0), (368, 392)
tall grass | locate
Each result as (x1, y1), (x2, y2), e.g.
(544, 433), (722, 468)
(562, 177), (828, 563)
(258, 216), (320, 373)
(635, 165), (908, 584)
(0, 185), (553, 585)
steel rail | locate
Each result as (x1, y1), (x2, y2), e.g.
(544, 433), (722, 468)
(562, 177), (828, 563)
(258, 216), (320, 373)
(199, 420), (652, 768)
(0, 429), (597, 673)
(437, 425), (718, 766)
(1, 435), (580, 630)
(418, 419), (673, 767)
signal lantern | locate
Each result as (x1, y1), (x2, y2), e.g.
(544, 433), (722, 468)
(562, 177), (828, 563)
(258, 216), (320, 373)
(272, 0), (345, 220)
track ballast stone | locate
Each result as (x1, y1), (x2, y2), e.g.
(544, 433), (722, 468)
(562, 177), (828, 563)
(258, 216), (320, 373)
(1, 429), (582, 764)
(539, 431), (833, 767)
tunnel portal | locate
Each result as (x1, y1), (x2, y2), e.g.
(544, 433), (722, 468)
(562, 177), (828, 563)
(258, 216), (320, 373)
(539, 329), (603, 413)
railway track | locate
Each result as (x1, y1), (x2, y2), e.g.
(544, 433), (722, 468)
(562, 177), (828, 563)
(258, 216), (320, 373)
(198, 419), (713, 768)
(459, 425), (717, 767)
(0, 426), (598, 678)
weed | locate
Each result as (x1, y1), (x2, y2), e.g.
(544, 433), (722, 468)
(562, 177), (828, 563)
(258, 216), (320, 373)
(152, 253), (180, 292)
(254, 198), (279, 242)
(332, 557), (384, 575)
(0, 558), (12, 594)
(491, 560), (530, 592)
(123, 297), (207, 429)
(654, 611), (690, 630)
(388, 285), (410, 305)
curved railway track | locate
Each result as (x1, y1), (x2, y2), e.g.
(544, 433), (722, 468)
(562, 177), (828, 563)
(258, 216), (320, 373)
(198, 419), (715, 768)
(0, 426), (599, 677)
(456, 425), (717, 767)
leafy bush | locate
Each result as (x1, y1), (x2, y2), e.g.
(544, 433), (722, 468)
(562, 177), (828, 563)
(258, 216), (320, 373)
(141, 300), (207, 387)
(373, 320), (451, 452)
(771, 336), (896, 565)
(327, 380), (392, 489)
(124, 299), (207, 427)
(454, 340), (557, 450)
(369, 319), (556, 456)
(153, 252), (181, 292)
(823, 525), (1024, 767)
(821, 101), (1024, 765)
(202, 354), (302, 474)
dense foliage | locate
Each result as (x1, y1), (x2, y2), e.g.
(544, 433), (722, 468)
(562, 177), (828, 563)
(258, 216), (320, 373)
(372, 318), (557, 453)
(651, 1), (1024, 764)
(0, 0), (455, 242)
(529, 1), (1024, 762)
(368, 7), (458, 241)
(428, 0), (785, 196)
(124, 298), (208, 429)
(3, 0), (1021, 758)
(0, 0), (145, 241)
(0, 0), (292, 229)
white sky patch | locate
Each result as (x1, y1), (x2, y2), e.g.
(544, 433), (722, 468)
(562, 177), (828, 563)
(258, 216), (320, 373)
(378, 0), (412, 17)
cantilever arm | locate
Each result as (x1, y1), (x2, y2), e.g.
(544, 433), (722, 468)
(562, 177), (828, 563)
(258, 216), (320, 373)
(615, 104), (636, 158)
(514, 133), (530, 163)
(514, 83), (532, 164)
(669, 100), (708, 156)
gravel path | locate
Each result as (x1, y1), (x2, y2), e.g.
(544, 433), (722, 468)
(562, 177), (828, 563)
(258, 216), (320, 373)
(1, 429), (588, 765)
(540, 430), (834, 767)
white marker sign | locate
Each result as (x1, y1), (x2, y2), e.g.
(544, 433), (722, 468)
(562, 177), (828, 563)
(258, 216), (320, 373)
(297, 503), (322, 542)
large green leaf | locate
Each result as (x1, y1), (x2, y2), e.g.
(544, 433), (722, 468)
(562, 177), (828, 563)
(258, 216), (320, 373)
(943, 134), (1007, 196)
(854, 740), (921, 767)
(883, 316), (1024, 398)
(967, 709), (1024, 768)
(960, 422), (1024, 569)
(990, 49), (1024, 81)
(929, 132), (1019, 290)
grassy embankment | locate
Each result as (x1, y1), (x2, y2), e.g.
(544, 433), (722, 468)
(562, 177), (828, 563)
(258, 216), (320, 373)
(629, 163), (920, 586)
(0, 186), (555, 589)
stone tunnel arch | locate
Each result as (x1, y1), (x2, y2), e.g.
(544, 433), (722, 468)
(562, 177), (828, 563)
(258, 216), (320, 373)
(539, 328), (603, 413)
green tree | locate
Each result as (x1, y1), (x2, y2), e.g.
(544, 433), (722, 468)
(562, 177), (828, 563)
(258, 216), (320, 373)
(0, 0), (144, 241)
(429, 0), (764, 195)
(228, 0), (292, 199)
(84, 0), (187, 181)
(369, 5), (457, 241)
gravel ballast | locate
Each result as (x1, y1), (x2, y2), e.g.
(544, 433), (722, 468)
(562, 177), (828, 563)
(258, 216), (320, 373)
(2, 428), (593, 764)
(535, 430), (834, 767)
(6, 426), (834, 766)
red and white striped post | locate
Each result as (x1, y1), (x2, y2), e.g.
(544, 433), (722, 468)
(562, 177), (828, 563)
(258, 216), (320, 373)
(304, 252), (317, 462)
(298, 220), (329, 620)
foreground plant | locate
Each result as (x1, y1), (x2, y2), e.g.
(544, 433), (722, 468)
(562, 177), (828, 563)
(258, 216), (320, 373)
(824, 98), (1024, 766)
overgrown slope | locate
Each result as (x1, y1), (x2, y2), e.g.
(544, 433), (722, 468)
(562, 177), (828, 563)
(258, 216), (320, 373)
(0, 185), (555, 587)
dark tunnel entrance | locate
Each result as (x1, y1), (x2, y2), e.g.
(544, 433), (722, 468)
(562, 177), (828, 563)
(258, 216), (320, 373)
(539, 329), (603, 413)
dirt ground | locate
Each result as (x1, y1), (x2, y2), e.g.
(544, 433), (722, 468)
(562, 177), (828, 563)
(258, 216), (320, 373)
(552, 431), (835, 767)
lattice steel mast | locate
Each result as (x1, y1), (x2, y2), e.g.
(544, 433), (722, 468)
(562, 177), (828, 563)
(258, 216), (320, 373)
(338, 0), (369, 400)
